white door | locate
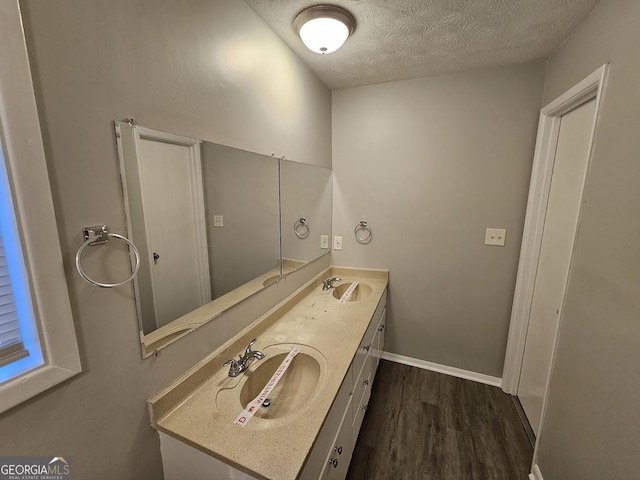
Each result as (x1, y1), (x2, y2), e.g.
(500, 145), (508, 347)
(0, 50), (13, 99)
(517, 99), (596, 435)
(137, 137), (209, 328)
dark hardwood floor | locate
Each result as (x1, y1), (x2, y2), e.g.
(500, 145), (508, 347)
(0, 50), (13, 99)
(346, 360), (533, 480)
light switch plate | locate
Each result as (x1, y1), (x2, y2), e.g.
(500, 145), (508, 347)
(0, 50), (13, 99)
(485, 228), (506, 246)
(213, 215), (224, 227)
(333, 236), (343, 251)
(320, 235), (329, 249)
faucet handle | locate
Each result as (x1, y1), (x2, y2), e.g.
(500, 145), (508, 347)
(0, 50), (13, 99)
(245, 338), (259, 356)
(224, 358), (238, 368)
(223, 358), (241, 377)
(224, 358), (239, 369)
(245, 338), (265, 360)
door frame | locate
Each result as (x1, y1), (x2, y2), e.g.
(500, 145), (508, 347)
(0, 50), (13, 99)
(135, 126), (212, 325)
(116, 123), (211, 331)
(502, 64), (609, 396)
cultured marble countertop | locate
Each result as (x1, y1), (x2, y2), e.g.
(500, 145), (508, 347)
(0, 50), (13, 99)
(147, 266), (389, 480)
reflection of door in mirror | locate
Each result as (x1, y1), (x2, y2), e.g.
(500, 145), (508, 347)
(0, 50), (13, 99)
(137, 137), (211, 328)
(117, 123), (211, 334)
(116, 121), (284, 357)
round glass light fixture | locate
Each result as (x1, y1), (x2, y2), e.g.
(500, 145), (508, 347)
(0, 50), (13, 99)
(293, 5), (356, 54)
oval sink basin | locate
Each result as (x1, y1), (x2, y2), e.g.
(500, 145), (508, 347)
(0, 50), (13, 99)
(215, 344), (327, 429)
(332, 282), (372, 302)
(262, 275), (279, 287)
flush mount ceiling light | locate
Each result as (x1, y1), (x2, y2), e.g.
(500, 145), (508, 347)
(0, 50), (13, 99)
(293, 5), (356, 55)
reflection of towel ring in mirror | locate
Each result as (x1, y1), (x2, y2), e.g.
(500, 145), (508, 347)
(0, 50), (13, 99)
(354, 220), (372, 244)
(75, 225), (141, 288)
(294, 217), (310, 239)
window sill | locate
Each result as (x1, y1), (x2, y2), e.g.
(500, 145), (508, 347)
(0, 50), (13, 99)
(0, 364), (81, 414)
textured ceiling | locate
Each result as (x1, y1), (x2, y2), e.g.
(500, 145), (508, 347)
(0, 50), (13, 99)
(243, 0), (602, 90)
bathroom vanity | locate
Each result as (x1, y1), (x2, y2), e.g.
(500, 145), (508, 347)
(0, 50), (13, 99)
(148, 267), (388, 480)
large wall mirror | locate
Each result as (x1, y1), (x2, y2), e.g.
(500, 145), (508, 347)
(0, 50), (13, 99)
(115, 121), (331, 357)
(281, 159), (332, 266)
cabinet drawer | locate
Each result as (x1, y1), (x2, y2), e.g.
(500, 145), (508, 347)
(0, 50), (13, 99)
(352, 356), (373, 423)
(352, 326), (376, 387)
(352, 376), (372, 446)
(353, 289), (386, 383)
(377, 310), (385, 357)
(373, 288), (387, 322)
(372, 308), (386, 370)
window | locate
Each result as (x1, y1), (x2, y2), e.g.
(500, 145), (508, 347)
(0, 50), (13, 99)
(0, 140), (44, 379)
(0, 0), (81, 413)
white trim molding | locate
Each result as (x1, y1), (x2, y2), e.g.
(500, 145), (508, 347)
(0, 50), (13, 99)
(128, 124), (211, 310)
(529, 464), (544, 480)
(0, 0), (81, 413)
(502, 64), (609, 395)
(381, 352), (502, 388)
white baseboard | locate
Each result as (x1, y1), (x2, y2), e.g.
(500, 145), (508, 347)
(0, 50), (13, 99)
(380, 352), (502, 388)
(529, 464), (543, 480)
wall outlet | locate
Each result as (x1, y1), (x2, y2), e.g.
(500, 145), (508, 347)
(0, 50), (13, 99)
(320, 235), (329, 249)
(485, 228), (506, 246)
(213, 215), (224, 227)
(333, 236), (343, 251)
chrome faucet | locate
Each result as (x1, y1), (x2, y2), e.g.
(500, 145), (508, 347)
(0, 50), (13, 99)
(223, 338), (265, 377)
(322, 276), (341, 291)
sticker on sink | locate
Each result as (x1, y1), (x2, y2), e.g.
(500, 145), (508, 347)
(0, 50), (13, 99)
(233, 346), (301, 427)
(338, 282), (359, 304)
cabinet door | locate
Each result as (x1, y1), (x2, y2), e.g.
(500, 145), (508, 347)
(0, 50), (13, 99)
(323, 401), (354, 480)
(352, 321), (376, 386)
(371, 328), (380, 371)
(352, 354), (373, 423)
(374, 308), (386, 368)
(352, 356), (374, 446)
(159, 432), (258, 480)
(300, 366), (353, 480)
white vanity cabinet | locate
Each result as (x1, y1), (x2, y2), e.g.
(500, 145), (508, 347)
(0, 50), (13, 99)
(151, 275), (388, 480)
(304, 289), (387, 480)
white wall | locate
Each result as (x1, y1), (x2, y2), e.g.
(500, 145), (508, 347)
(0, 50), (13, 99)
(201, 142), (280, 298)
(281, 160), (332, 263)
(332, 64), (545, 377)
(535, 0), (640, 477)
(0, 1), (331, 478)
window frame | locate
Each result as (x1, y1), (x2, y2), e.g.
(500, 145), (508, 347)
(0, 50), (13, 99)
(0, 0), (81, 414)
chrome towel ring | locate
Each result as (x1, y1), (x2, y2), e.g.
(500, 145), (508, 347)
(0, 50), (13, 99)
(354, 220), (372, 244)
(75, 225), (141, 288)
(294, 217), (310, 239)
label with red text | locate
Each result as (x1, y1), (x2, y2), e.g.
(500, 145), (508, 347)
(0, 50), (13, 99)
(338, 282), (359, 304)
(233, 346), (300, 427)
